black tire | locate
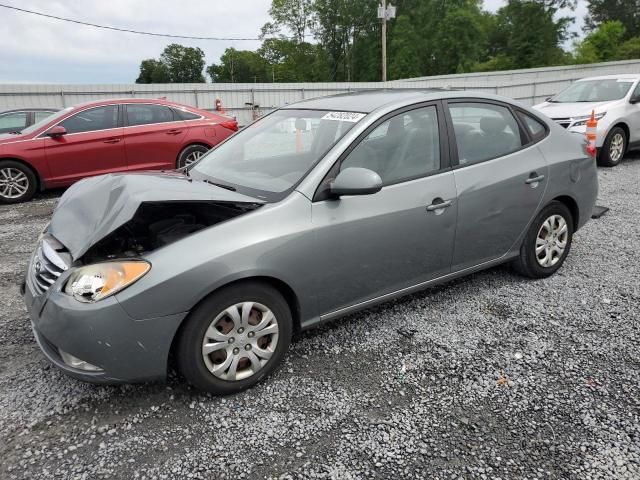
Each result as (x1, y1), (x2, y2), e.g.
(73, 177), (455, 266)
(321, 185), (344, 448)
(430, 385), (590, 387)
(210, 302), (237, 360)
(0, 160), (37, 204)
(176, 144), (210, 169)
(513, 201), (574, 279)
(597, 126), (626, 167)
(176, 281), (292, 395)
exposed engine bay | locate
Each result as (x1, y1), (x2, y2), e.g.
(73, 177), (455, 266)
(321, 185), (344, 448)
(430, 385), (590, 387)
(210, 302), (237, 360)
(81, 201), (262, 263)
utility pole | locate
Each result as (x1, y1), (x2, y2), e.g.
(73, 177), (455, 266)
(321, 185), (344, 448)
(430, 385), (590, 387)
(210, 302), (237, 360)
(378, 2), (396, 82)
(381, 0), (387, 82)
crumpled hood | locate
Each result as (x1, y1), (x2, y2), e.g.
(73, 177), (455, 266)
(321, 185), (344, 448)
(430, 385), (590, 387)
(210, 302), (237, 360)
(50, 171), (264, 260)
(533, 101), (613, 119)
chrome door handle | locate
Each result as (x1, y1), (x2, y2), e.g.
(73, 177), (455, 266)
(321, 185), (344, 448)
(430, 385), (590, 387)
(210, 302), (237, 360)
(525, 174), (545, 184)
(426, 199), (452, 211)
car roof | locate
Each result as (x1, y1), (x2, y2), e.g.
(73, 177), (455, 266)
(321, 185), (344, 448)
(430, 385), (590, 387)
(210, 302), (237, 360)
(0, 108), (58, 114)
(67, 97), (202, 110)
(576, 74), (640, 81)
(281, 89), (520, 113)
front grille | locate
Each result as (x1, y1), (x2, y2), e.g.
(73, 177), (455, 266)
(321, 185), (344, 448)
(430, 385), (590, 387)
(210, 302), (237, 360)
(552, 118), (571, 129)
(30, 235), (71, 295)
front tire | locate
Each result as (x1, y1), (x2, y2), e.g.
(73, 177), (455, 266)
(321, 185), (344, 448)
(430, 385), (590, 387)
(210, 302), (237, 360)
(0, 160), (37, 204)
(513, 201), (574, 279)
(598, 127), (626, 167)
(176, 144), (210, 169)
(176, 282), (292, 394)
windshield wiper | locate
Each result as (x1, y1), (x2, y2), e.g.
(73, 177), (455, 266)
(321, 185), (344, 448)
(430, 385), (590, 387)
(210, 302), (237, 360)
(8, 130), (22, 134)
(202, 179), (236, 191)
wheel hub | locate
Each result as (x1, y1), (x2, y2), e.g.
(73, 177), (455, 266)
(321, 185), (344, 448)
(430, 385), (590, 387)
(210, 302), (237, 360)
(201, 301), (279, 381)
(535, 214), (569, 268)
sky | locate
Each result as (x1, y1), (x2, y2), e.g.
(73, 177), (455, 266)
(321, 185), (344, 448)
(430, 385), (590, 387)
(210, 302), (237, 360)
(0, 0), (588, 84)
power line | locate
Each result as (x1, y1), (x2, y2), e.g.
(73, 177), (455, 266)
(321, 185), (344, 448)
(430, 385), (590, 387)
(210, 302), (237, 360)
(0, 3), (269, 41)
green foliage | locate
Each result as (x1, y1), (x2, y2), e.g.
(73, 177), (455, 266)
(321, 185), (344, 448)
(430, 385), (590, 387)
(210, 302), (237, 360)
(617, 36), (640, 59)
(575, 21), (626, 63)
(585, 0), (640, 40)
(207, 48), (268, 83)
(135, 44), (205, 84)
(136, 59), (169, 83)
(137, 0), (640, 83)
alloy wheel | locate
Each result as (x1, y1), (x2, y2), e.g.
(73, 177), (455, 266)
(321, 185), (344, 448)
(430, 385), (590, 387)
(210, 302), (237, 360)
(201, 302), (279, 381)
(0, 167), (29, 200)
(184, 150), (205, 167)
(609, 133), (624, 163)
(535, 214), (569, 268)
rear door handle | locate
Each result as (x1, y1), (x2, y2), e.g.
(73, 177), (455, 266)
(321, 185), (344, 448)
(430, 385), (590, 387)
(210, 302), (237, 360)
(166, 129), (183, 135)
(103, 138), (121, 144)
(426, 198), (453, 212)
(525, 174), (545, 184)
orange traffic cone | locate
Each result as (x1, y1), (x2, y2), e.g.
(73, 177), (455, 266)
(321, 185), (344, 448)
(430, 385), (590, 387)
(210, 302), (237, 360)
(586, 110), (598, 158)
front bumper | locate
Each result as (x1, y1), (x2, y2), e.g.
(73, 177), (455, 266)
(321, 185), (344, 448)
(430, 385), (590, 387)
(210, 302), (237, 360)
(23, 262), (187, 384)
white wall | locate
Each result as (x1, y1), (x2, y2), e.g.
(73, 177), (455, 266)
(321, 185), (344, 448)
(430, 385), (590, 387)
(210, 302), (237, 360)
(1, 60), (638, 125)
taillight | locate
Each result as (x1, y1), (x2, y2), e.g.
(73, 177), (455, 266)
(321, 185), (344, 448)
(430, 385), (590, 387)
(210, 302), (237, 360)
(219, 120), (238, 132)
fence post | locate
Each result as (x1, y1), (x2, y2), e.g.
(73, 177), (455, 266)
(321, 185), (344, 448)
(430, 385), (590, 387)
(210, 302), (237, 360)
(194, 90), (199, 108)
(531, 82), (537, 105)
(301, 88), (305, 100)
(60, 91), (65, 108)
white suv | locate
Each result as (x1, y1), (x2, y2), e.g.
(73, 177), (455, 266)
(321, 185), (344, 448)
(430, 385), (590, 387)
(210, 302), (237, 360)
(534, 75), (640, 167)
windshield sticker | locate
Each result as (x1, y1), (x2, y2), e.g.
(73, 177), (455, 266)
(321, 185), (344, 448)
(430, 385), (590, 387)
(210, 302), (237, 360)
(321, 111), (366, 122)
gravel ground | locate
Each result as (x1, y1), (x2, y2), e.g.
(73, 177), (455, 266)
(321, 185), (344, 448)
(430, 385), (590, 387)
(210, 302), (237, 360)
(0, 153), (639, 480)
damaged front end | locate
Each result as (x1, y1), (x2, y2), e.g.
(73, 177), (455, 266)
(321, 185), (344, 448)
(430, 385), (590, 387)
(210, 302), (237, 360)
(47, 171), (265, 264)
(81, 200), (261, 263)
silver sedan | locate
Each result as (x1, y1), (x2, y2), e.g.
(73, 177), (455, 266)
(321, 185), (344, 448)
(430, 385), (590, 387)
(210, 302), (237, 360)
(23, 90), (598, 394)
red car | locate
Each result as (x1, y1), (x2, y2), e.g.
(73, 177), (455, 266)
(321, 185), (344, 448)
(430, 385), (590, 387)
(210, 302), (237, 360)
(0, 98), (238, 203)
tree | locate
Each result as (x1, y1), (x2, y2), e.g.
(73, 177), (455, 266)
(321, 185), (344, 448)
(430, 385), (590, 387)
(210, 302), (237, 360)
(136, 59), (170, 83)
(160, 44), (206, 83)
(135, 44), (205, 83)
(267, 0), (313, 43)
(575, 20), (626, 63)
(479, 0), (573, 70)
(207, 48), (268, 82)
(617, 36), (640, 59)
(585, 0), (640, 39)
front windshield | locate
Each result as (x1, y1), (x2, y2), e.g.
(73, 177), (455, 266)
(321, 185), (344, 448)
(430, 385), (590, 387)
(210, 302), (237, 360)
(19, 107), (73, 135)
(189, 108), (365, 199)
(551, 79), (634, 103)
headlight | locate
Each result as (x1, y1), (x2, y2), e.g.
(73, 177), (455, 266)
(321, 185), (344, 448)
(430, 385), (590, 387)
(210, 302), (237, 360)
(64, 261), (150, 303)
(572, 112), (606, 127)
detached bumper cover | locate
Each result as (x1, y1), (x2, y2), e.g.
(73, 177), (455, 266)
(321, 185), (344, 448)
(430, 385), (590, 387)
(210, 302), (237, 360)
(24, 277), (186, 384)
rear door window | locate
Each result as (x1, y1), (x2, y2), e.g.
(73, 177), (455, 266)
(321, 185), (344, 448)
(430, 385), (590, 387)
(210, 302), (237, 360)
(448, 103), (523, 165)
(126, 104), (176, 126)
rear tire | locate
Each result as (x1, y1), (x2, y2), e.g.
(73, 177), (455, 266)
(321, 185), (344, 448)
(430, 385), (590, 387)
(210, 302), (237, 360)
(597, 126), (626, 167)
(0, 160), (37, 204)
(513, 201), (574, 279)
(176, 144), (210, 169)
(176, 282), (292, 395)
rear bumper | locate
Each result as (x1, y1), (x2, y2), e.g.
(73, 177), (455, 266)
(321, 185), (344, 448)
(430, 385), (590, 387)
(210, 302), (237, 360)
(23, 270), (186, 384)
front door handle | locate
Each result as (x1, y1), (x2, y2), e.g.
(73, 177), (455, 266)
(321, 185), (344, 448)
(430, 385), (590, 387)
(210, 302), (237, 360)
(426, 198), (452, 212)
(525, 174), (545, 185)
(103, 138), (121, 144)
(166, 129), (183, 135)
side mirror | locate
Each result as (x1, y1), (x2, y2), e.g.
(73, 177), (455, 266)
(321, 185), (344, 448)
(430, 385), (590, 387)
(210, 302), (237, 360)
(329, 167), (382, 198)
(630, 95), (640, 104)
(46, 125), (67, 138)
(545, 97), (553, 102)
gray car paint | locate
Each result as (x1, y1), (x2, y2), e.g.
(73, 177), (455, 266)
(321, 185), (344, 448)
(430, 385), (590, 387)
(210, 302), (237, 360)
(24, 90), (599, 383)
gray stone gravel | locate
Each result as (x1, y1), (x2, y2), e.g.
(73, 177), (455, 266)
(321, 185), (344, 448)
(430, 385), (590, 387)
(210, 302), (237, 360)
(0, 153), (639, 479)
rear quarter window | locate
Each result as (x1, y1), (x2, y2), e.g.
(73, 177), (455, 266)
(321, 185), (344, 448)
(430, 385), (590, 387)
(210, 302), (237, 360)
(518, 111), (548, 143)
